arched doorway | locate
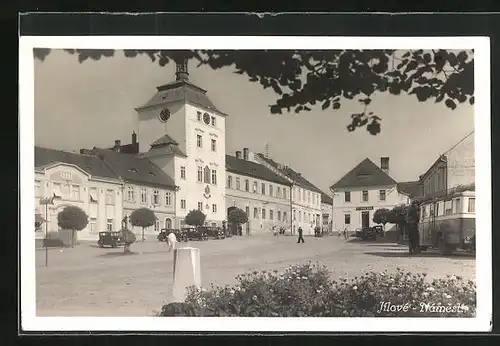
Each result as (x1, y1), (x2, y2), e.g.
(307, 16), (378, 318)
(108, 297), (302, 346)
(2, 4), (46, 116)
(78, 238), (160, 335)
(165, 218), (172, 229)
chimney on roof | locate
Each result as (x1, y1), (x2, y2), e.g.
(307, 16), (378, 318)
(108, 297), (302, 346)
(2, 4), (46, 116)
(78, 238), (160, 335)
(113, 140), (121, 152)
(175, 58), (189, 81)
(243, 148), (249, 161)
(132, 131), (137, 145)
(381, 157), (390, 175)
(236, 151), (242, 159)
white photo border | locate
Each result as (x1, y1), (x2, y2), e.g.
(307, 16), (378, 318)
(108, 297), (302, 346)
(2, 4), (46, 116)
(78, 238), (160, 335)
(19, 36), (491, 332)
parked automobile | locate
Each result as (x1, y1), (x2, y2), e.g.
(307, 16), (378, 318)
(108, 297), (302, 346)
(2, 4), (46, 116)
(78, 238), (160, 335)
(98, 231), (124, 248)
(183, 227), (209, 241)
(373, 225), (384, 237)
(355, 227), (377, 241)
(158, 228), (188, 242)
(201, 226), (225, 240)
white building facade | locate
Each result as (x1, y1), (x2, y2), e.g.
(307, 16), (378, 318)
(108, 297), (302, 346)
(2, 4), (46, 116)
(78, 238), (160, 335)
(330, 157), (414, 232)
(253, 153), (323, 235)
(225, 151), (291, 235)
(34, 148), (124, 246)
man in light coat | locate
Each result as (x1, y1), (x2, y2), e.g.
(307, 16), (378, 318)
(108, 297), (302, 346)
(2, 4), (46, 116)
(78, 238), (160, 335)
(166, 231), (178, 252)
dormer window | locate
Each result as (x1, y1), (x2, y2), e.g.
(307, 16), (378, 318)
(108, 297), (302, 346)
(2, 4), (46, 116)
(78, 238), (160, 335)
(148, 172), (156, 176)
(211, 116), (216, 126)
(128, 168), (138, 173)
(197, 111), (202, 121)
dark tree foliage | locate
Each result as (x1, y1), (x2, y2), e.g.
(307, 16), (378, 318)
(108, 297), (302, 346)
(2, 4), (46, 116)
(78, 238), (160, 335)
(34, 48), (474, 135)
(57, 205), (88, 231)
(387, 205), (408, 226)
(372, 208), (391, 226)
(228, 207), (249, 226)
(185, 209), (207, 227)
(130, 207), (157, 242)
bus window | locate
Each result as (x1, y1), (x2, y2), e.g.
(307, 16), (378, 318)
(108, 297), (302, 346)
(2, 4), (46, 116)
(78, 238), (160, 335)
(429, 204), (434, 217)
(435, 202), (440, 216)
(444, 200), (452, 215)
(420, 206), (425, 221)
(468, 198), (475, 213)
(454, 198), (461, 214)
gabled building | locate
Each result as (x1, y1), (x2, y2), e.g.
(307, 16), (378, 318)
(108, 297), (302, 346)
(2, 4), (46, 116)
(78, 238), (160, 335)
(34, 146), (124, 244)
(329, 157), (411, 232)
(254, 153), (323, 235)
(225, 149), (292, 234)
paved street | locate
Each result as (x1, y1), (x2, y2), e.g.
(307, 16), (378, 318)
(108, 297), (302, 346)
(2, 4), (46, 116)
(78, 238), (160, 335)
(35, 235), (475, 317)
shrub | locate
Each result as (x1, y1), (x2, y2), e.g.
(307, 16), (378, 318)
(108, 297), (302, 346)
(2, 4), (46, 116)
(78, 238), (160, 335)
(119, 228), (137, 253)
(159, 264), (476, 318)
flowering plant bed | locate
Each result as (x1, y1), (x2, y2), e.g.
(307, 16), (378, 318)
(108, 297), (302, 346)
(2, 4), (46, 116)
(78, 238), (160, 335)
(159, 263), (476, 317)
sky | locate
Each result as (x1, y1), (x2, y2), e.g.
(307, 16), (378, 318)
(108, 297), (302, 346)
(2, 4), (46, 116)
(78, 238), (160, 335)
(33, 49), (474, 193)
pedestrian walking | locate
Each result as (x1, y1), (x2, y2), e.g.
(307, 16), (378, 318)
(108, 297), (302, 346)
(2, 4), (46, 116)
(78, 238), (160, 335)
(343, 227), (349, 241)
(297, 227), (305, 244)
(166, 231), (177, 252)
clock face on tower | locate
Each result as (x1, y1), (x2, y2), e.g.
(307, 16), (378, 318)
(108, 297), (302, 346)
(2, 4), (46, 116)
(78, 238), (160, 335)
(159, 108), (171, 122)
(203, 112), (211, 125)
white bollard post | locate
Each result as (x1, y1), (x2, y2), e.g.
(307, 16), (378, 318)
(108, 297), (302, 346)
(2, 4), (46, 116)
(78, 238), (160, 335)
(172, 247), (201, 302)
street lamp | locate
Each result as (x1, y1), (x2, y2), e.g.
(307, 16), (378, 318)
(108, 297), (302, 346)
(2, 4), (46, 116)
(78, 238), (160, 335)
(39, 193), (61, 267)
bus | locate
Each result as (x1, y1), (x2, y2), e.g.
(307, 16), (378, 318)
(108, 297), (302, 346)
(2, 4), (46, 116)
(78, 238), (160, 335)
(418, 185), (475, 255)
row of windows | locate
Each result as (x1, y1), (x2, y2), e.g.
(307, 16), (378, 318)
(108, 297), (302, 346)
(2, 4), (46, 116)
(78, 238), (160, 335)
(178, 199), (219, 214)
(196, 111), (217, 127)
(36, 180), (118, 205)
(292, 188), (321, 207)
(227, 175), (288, 199)
(196, 134), (218, 152)
(421, 197), (475, 220)
(247, 207), (287, 221)
(344, 189), (386, 203)
(88, 218), (115, 233)
(126, 186), (173, 206)
(292, 210), (318, 223)
(197, 166), (218, 185)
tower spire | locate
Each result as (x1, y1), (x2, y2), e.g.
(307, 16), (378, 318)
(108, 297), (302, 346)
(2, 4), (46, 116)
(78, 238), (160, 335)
(175, 58), (189, 81)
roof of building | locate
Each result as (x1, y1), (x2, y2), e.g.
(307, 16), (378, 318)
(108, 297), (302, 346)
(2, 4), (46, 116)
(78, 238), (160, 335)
(321, 192), (333, 205)
(35, 146), (119, 180)
(140, 134), (188, 158)
(151, 134), (179, 147)
(330, 158), (397, 190)
(135, 79), (227, 116)
(419, 130), (474, 180)
(255, 154), (323, 194)
(92, 148), (177, 189)
(397, 181), (422, 197)
(226, 155), (291, 186)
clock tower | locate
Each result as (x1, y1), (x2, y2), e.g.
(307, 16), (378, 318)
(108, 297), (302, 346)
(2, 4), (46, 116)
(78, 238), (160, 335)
(134, 59), (227, 227)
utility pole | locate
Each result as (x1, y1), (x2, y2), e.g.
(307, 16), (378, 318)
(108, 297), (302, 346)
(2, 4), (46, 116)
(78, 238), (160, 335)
(39, 194), (60, 267)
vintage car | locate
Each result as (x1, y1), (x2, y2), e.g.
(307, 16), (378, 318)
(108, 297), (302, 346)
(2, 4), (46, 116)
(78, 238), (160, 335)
(98, 231), (124, 248)
(157, 229), (188, 242)
(373, 225), (384, 237)
(354, 227), (377, 241)
(182, 227), (209, 241)
(201, 226), (226, 240)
